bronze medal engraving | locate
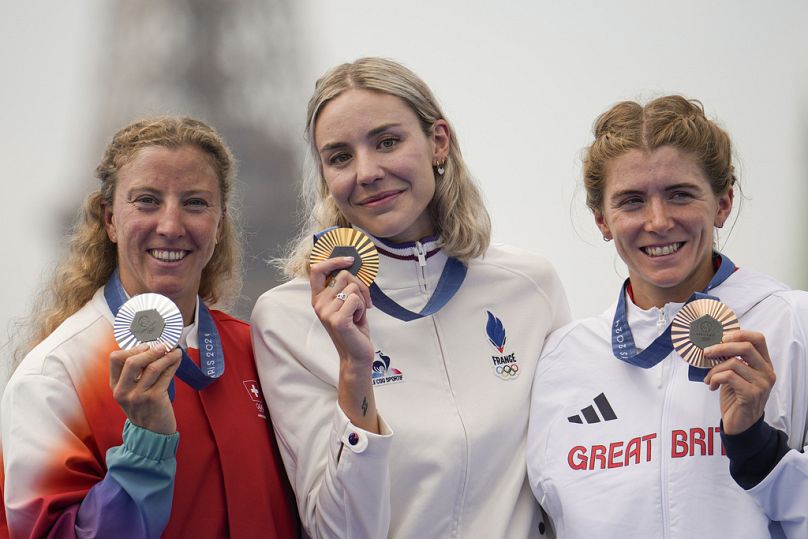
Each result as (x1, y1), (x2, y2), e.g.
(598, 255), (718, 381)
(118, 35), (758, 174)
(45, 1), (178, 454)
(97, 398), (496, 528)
(671, 298), (740, 369)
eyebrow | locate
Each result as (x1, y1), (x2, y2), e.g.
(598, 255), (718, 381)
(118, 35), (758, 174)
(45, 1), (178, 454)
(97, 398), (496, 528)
(609, 182), (702, 199)
(318, 122), (403, 154)
(126, 186), (216, 197)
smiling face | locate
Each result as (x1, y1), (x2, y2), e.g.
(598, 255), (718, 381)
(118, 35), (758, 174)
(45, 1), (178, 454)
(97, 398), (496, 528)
(314, 88), (449, 243)
(595, 146), (733, 309)
(104, 144), (223, 322)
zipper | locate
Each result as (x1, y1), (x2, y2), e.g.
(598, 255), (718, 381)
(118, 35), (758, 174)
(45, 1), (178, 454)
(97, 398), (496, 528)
(658, 304), (675, 539)
(414, 241), (428, 292)
(431, 315), (469, 538)
(656, 308), (667, 388)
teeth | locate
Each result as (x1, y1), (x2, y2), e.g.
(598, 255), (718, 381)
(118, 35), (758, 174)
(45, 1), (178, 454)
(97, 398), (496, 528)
(150, 249), (187, 262)
(643, 243), (683, 257)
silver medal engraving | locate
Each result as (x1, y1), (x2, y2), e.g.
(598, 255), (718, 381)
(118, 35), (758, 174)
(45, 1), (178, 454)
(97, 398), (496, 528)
(130, 309), (166, 342)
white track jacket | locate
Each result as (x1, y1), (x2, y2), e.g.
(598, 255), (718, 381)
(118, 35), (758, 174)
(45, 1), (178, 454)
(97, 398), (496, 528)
(252, 238), (570, 538)
(528, 266), (808, 538)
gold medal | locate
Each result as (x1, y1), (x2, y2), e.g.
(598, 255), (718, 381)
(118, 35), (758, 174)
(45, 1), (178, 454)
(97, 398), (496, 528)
(310, 228), (379, 286)
(671, 298), (740, 368)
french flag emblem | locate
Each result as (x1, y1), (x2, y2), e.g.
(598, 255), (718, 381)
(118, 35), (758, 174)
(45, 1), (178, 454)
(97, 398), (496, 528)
(486, 311), (507, 353)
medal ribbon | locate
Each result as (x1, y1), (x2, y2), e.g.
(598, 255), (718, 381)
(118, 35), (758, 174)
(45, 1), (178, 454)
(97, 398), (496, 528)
(369, 257), (467, 321)
(104, 269), (225, 400)
(312, 227), (468, 322)
(610, 253), (736, 381)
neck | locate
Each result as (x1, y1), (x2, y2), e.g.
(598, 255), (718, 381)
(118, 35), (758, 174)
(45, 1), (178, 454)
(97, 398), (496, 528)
(177, 296), (197, 326)
(630, 256), (716, 310)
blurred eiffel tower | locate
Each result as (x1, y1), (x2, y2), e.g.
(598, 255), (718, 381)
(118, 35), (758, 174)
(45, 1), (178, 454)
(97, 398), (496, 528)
(95, 0), (304, 319)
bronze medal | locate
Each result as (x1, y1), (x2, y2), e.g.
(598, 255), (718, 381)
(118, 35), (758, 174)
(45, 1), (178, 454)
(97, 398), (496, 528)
(671, 298), (740, 368)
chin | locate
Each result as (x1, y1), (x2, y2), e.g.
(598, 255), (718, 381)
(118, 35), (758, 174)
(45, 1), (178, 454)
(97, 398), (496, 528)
(361, 222), (409, 241)
(148, 281), (188, 299)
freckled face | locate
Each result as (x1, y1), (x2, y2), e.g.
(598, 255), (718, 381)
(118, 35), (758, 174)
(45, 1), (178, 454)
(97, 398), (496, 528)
(314, 88), (449, 243)
(104, 145), (223, 321)
(595, 146), (733, 309)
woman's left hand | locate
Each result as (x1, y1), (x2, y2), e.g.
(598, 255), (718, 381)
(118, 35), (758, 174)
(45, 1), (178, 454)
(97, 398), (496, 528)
(703, 330), (776, 435)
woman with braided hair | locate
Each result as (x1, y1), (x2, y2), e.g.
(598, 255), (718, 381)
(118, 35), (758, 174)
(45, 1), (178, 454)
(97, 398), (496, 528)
(527, 95), (808, 538)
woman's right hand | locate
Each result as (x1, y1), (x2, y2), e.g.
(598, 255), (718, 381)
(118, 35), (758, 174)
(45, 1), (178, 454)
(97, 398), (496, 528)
(109, 344), (182, 435)
(310, 256), (375, 365)
(310, 256), (380, 433)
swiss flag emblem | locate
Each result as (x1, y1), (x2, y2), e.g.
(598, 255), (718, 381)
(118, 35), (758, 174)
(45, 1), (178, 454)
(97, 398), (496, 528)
(243, 380), (262, 402)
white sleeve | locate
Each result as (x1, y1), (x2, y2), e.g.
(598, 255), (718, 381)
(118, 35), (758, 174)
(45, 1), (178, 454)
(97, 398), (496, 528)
(742, 291), (808, 537)
(746, 450), (808, 538)
(250, 287), (393, 539)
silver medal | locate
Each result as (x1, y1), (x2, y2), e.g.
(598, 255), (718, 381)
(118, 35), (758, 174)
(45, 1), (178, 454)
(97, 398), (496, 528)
(114, 293), (183, 351)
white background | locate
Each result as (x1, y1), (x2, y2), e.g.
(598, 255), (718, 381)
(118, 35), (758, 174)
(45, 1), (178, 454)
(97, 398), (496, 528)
(2, 0), (807, 387)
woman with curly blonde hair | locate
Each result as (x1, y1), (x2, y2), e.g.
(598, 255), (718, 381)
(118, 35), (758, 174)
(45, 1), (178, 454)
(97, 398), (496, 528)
(252, 57), (570, 538)
(2, 117), (298, 538)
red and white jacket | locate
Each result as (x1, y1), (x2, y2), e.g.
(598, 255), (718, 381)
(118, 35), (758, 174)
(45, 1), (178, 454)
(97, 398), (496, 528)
(1, 288), (299, 538)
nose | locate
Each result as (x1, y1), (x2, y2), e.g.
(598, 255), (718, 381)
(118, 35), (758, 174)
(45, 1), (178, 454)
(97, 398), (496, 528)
(355, 150), (383, 185)
(644, 198), (673, 233)
(156, 202), (185, 238)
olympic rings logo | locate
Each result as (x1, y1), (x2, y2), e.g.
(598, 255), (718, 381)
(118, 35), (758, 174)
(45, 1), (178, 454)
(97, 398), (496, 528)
(495, 364), (520, 378)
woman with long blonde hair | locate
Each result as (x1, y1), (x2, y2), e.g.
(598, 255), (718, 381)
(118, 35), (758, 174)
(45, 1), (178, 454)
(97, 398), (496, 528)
(252, 57), (570, 538)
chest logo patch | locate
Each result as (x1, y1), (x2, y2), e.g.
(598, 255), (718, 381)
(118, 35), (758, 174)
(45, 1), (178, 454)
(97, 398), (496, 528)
(486, 310), (520, 379)
(243, 379), (268, 419)
(567, 392), (617, 424)
(371, 350), (404, 386)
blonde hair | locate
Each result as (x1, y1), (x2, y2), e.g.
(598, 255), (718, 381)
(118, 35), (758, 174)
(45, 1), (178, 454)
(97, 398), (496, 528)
(15, 116), (242, 364)
(583, 95), (736, 213)
(283, 57), (490, 277)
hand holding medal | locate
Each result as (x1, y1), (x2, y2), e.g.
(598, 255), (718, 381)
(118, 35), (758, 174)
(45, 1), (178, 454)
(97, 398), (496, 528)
(702, 328), (777, 435)
(109, 293), (184, 434)
(309, 227), (381, 433)
(309, 228), (377, 342)
(671, 298), (776, 435)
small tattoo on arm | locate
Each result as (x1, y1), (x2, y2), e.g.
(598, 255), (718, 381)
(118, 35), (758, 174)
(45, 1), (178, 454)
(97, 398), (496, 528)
(361, 397), (368, 416)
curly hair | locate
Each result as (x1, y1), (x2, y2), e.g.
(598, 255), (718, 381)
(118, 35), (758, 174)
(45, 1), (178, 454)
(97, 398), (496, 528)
(282, 57), (491, 277)
(583, 95), (736, 213)
(15, 116), (242, 365)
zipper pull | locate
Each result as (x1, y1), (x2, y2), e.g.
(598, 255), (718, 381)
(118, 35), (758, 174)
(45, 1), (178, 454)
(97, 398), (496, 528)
(414, 241), (427, 267)
(657, 308), (666, 329)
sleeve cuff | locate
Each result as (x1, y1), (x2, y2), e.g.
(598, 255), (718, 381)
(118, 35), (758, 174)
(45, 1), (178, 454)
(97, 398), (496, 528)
(334, 406), (393, 455)
(721, 416), (790, 490)
(122, 419), (180, 461)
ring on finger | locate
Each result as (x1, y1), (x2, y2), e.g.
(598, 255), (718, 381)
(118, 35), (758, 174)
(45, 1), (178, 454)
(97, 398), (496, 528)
(336, 291), (348, 301)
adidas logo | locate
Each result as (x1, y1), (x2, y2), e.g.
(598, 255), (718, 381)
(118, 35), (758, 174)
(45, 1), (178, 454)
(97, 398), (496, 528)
(567, 393), (617, 424)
